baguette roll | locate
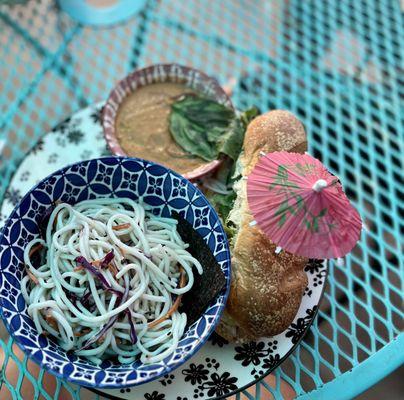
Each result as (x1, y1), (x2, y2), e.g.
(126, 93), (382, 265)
(216, 110), (309, 342)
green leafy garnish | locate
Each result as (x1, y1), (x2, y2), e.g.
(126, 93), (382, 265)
(209, 192), (237, 222)
(169, 94), (258, 162)
(216, 117), (246, 161)
(170, 94), (259, 242)
(207, 189), (239, 242)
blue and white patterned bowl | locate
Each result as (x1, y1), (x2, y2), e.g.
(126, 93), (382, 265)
(0, 157), (231, 389)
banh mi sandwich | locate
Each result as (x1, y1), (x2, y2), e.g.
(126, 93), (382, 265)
(165, 93), (310, 341)
(202, 110), (309, 342)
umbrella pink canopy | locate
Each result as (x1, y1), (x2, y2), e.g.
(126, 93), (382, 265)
(247, 152), (362, 259)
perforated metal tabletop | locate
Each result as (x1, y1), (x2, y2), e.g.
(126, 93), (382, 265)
(0, 1), (403, 399)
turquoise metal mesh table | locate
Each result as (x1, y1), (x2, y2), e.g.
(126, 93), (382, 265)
(0, 0), (403, 399)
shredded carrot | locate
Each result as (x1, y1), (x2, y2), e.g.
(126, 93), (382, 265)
(45, 314), (58, 331)
(112, 223), (131, 231)
(27, 244), (43, 283)
(148, 269), (187, 329)
(74, 329), (91, 337)
(97, 336), (105, 344)
(75, 258), (99, 271)
(29, 243), (43, 258)
(52, 209), (62, 229)
(26, 270), (39, 284)
(91, 259), (118, 276)
(109, 261), (119, 277)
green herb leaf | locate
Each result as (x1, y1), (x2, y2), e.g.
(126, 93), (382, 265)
(171, 95), (234, 129)
(240, 107), (260, 128)
(213, 158), (237, 188)
(216, 107), (259, 161)
(216, 118), (244, 161)
(169, 95), (234, 161)
(169, 94), (258, 162)
(206, 191), (238, 241)
(224, 223), (237, 240)
(169, 108), (218, 161)
(209, 192), (237, 222)
(169, 96), (259, 243)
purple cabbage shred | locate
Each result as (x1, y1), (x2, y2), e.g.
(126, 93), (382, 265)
(79, 290), (92, 308)
(125, 309), (138, 344)
(100, 250), (114, 269)
(78, 277), (134, 351)
(75, 256), (121, 298)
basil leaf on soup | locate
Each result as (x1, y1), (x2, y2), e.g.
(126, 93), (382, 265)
(169, 95), (234, 161)
(169, 94), (258, 162)
(169, 111), (218, 161)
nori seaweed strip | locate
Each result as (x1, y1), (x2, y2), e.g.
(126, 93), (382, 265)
(172, 212), (227, 326)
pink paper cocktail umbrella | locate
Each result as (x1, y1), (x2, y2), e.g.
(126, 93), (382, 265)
(247, 152), (362, 259)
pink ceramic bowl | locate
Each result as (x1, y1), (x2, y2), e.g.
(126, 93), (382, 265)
(102, 64), (234, 180)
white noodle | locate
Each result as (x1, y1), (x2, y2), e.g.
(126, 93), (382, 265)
(23, 198), (202, 364)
